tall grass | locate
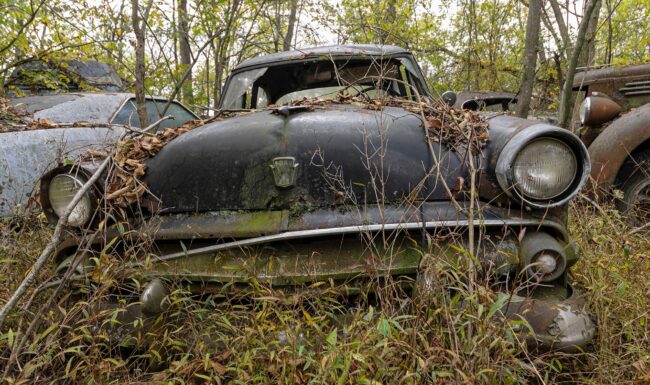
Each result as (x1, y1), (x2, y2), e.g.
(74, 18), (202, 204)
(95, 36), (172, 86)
(0, 199), (649, 384)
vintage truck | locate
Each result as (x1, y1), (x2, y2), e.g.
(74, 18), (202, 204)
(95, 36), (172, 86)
(573, 64), (650, 222)
(39, 45), (595, 350)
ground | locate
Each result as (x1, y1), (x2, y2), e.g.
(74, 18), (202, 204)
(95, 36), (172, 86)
(0, 199), (649, 384)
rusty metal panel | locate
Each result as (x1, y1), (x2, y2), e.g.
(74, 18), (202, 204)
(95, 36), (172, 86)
(573, 64), (650, 89)
(588, 103), (650, 187)
(0, 126), (123, 216)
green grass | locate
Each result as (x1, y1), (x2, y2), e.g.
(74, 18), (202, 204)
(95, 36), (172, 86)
(0, 200), (649, 384)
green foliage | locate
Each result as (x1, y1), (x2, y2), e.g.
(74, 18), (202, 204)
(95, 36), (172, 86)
(594, 0), (650, 65)
(4, 205), (650, 383)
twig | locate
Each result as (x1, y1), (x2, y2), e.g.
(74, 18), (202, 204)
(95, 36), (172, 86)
(629, 221), (650, 236)
(0, 156), (111, 329)
(123, 115), (174, 136)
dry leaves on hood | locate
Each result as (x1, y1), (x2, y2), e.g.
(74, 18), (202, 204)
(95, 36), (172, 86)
(26, 117), (60, 129)
(104, 95), (488, 209)
(0, 98), (30, 132)
(106, 112), (242, 207)
(290, 94), (489, 151)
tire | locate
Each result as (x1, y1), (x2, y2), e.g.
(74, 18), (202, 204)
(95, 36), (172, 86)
(616, 148), (650, 225)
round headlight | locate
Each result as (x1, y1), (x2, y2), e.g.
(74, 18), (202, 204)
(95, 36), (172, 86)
(48, 174), (93, 227)
(512, 138), (577, 200)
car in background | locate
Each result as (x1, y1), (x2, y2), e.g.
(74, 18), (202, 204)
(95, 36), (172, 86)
(452, 91), (518, 112)
(40, 45), (595, 351)
(0, 92), (198, 217)
(573, 64), (650, 222)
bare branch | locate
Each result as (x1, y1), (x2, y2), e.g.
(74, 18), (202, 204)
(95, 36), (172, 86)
(0, 156), (112, 328)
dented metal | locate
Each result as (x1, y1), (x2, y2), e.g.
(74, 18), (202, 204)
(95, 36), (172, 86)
(503, 287), (595, 351)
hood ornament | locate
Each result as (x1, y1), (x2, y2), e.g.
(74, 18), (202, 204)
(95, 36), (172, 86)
(270, 157), (299, 188)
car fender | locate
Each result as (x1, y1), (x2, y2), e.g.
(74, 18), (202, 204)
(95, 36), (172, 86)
(0, 126), (123, 217)
(588, 103), (650, 188)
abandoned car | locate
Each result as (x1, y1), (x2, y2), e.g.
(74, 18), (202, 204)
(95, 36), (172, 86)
(574, 63), (650, 221)
(1, 61), (198, 217)
(452, 91), (518, 112)
(41, 45), (595, 350)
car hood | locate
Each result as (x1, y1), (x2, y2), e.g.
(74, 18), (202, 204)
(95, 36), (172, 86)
(143, 104), (471, 213)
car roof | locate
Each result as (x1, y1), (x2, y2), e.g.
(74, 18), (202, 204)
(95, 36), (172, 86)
(8, 92), (194, 124)
(573, 63), (650, 89)
(10, 92), (131, 113)
(233, 44), (411, 71)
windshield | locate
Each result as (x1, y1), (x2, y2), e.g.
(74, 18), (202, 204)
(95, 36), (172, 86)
(221, 57), (428, 110)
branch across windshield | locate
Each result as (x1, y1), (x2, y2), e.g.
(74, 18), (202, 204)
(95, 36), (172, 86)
(221, 57), (428, 110)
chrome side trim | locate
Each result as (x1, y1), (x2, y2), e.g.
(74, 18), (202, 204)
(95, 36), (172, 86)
(130, 218), (565, 266)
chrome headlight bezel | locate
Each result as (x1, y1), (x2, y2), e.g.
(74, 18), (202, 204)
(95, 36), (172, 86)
(579, 97), (591, 125)
(495, 126), (590, 208)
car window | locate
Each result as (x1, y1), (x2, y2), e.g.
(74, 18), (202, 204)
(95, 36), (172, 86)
(112, 98), (196, 131)
(221, 57), (427, 109)
(222, 68), (268, 110)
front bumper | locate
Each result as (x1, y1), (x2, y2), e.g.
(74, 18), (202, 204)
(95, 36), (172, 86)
(54, 201), (596, 351)
(109, 281), (595, 353)
(502, 285), (595, 351)
(54, 201), (577, 285)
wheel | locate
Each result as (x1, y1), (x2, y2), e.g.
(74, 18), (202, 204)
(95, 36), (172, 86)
(616, 148), (650, 224)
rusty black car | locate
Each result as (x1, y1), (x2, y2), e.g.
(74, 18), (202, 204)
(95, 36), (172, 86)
(40, 45), (595, 351)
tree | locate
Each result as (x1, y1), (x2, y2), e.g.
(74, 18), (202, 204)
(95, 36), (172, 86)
(578, 0), (602, 68)
(178, 0), (194, 104)
(558, 0), (601, 129)
(516, 0), (542, 118)
(131, 0), (153, 128)
(283, 0), (299, 51)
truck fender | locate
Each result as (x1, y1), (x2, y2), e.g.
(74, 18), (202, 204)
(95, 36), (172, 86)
(588, 103), (650, 188)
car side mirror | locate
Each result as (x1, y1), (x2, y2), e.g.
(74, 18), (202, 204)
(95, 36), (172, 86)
(441, 91), (457, 107)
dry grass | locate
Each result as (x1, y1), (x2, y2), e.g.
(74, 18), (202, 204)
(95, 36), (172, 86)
(0, 199), (649, 384)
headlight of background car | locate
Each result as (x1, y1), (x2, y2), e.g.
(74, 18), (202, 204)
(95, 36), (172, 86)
(512, 138), (577, 200)
(579, 93), (622, 126)
(48, 174), (93, 227)
(495, 126), (590, 208)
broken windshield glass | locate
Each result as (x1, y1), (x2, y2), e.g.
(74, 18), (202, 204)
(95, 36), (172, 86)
(220, 57), (428, 110)
(221, 67), (268, 110)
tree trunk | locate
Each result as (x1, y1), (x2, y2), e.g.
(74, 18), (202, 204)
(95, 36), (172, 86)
(558, 0), (601, 129)
(516, 0), (542, 118)
(172, 0), (178, 68)
(178, 0), (193, 105)
(131, 0), (149, 128)
(274, 0), (282, 52)
(548, 0), (570, 52)
(578, 0), (602, 68)
(213, 43), (222, 110)
(283, 0), (298, 51)
(605, 0), (613, 64)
